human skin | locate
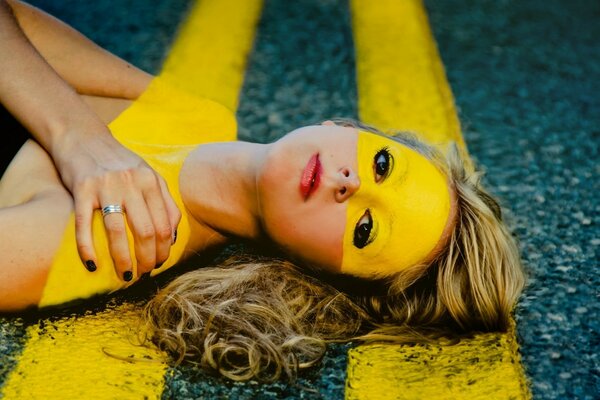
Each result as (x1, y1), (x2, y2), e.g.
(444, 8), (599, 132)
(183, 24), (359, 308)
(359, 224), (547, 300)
(0, 0), (180, 281)
(181, 124), (455, 274)
(0, 1), (456, 310)
(0, 120), (356, 307)
(179, 124), (360, 270)
(0, 109), (455, 310)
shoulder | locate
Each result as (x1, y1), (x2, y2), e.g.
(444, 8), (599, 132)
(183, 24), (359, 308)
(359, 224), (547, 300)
(109, 77), (237, 145)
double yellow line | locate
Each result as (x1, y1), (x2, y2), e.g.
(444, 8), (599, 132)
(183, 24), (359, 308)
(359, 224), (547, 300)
(2, 0), (529, 398)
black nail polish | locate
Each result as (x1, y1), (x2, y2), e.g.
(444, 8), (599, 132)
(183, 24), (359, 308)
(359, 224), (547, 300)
(155, 262), (164, 270)
(173, 229), (178, 244)
(123, 271), (133, 282)
(85, 260), (97, 272)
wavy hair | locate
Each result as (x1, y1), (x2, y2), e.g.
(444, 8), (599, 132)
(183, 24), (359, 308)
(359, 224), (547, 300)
(141, 123), (526, 381)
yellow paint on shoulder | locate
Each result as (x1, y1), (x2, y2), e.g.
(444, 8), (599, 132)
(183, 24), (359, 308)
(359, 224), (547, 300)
(160, 0), (264, 111)
(351, 0), (470, 166)
(346, 0), (529, 398)
(1, 304), (166, 400)
(2, 0), (263, 398)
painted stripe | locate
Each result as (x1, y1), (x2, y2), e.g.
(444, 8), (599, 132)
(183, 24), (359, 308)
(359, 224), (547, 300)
(1, 1), (262, 398)
(346, 324), (530, 400)
(351, 0), (471, 167)
(1, 304), (166, 400)
(160, 0), (264, 111)
(346, 0), (529, 399)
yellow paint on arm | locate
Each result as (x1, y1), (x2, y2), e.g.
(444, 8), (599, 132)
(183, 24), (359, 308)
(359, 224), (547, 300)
(346, 0), (529, 399)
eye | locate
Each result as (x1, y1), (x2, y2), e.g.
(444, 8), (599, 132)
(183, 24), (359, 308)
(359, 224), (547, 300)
(374, 147), (393, 183)
(353, 210), (373, 249)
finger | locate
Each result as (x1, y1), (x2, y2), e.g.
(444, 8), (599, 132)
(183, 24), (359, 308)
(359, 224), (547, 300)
(124, 192), (157, 275)
(102, 209), (133, 282)
(74, 193), (99, 272)
(143, 183), (173, 269)
(158, 177), (181, 244)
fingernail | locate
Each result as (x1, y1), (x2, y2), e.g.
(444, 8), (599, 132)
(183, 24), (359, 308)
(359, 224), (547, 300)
(154, 262), (164, 270)
(85, 260), (97, 272)
(123, 271), (133, 282)
(172, 229), (178, 245)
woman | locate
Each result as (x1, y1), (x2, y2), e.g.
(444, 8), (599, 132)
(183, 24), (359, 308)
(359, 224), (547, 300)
(0, 0), (525, 381)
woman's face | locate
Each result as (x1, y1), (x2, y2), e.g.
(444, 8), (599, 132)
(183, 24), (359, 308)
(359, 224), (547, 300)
(256, 124), (453, 277)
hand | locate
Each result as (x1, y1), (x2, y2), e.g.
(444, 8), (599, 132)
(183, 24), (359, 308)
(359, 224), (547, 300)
(53, 128), (181, 281)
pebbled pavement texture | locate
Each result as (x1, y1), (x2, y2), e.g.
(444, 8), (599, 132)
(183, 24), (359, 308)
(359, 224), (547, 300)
(0, 0), (598, 399)
(426, 0), (599, 398)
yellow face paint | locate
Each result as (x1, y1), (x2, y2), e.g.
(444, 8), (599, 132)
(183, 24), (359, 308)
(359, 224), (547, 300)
(341, 131), (451, 277)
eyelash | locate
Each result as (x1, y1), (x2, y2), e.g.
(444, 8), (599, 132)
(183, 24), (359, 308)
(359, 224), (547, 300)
(353, 209), (374, 249)
(353, 147), (391, 249)
(374, 146), (392, 183)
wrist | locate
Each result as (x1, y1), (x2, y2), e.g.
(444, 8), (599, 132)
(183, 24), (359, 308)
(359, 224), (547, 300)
(49, 117), (110, 159)
(50, 121), (119, 185)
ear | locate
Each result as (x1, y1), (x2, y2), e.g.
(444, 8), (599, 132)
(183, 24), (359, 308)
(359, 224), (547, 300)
(321, 120), (336, 126)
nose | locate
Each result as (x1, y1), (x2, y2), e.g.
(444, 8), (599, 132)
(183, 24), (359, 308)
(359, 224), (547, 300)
(334, 166), (360, 203)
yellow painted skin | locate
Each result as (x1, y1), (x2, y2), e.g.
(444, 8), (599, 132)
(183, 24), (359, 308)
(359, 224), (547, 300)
(346, 0), (530, 399)
(3, 77), (237, 400)
(2, 0), (263, 399)
(342, 131), (450, 277)
(40, 78), (236, 307)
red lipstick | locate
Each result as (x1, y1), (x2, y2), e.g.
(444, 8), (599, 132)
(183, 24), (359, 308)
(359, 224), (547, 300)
(300, 153), (322, 200)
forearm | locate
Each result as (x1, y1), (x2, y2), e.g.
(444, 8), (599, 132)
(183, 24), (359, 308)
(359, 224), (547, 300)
(0, 0), (108, 157)
(1, 1), (180, 279)
(5, 0), (152, 99)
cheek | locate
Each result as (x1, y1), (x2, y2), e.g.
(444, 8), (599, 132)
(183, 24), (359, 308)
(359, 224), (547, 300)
(264, 204), (347, 272)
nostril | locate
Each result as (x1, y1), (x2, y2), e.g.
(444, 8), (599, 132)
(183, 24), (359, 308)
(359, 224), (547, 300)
(339, 187), (347, 195)
(343, 169), (350, 177)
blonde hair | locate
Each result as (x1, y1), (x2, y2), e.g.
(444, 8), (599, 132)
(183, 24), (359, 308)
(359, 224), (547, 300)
(142, 126), (526, 381)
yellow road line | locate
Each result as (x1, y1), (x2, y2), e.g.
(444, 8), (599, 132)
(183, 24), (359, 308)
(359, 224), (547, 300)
(1, 1), (262, 398)
(160, 0), (264, 111)
(346, 0), (529, 398)
(351, 0), (470, 165)
(346, 325), (529, 400)
(2, 304), (166, 400)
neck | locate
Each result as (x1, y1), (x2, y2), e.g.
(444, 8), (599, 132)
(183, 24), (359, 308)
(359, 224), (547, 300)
(179, 141), (267, 240)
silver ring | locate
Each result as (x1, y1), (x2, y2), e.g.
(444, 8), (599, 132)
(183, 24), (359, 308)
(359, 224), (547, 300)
(101, 204), (124, 217)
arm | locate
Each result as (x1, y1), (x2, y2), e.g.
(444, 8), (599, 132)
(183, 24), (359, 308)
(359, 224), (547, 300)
(5, 0), (151, 99)
(0, 0), (110, 153)
(0, 0), (181, 280)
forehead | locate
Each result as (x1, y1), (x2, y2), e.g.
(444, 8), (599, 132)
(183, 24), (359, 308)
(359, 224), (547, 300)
(340, 131), (451, 278)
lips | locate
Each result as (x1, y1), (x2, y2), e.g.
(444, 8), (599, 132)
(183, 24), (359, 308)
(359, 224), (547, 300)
(300, 153), (322, 200)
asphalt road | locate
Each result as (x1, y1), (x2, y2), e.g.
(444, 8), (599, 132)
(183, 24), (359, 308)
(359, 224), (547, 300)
(426, 1), (599, 398)
(0, 0), (598, 399)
